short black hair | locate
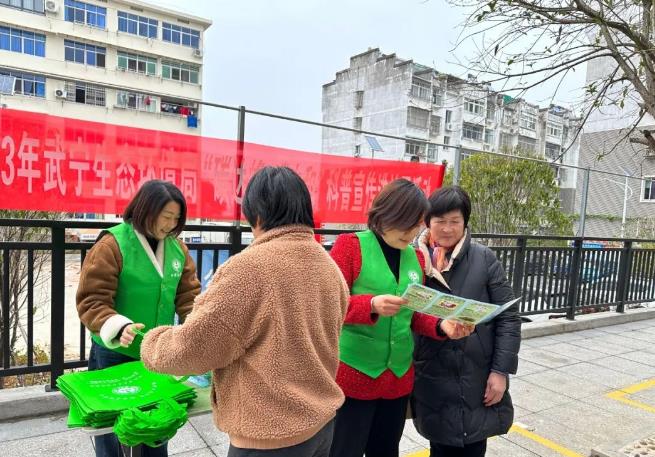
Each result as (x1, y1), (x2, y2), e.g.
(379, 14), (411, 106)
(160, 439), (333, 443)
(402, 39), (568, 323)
(242, 166), (314, 231)
(368, 179), (429, 233)
(123, 180), (187, 237)
(425, 186), (471, 227)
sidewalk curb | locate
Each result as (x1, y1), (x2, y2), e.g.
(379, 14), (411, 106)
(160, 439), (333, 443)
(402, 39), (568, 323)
(521, 308), (655, 339)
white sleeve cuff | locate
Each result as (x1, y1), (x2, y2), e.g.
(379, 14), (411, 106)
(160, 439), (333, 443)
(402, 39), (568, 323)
(99, 314), (133, 349)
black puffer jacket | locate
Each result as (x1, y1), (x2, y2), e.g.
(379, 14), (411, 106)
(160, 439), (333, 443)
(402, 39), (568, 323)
(412, 230), (521, 447)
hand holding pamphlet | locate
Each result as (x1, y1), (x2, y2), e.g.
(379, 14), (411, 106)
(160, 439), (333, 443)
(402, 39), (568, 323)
(401, 283), (520, 325)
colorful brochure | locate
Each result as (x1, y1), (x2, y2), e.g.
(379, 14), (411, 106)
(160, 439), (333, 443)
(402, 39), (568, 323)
(401, 283), (520, 325)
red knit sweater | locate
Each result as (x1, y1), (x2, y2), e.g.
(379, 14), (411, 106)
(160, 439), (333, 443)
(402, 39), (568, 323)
(330, 232), (445, 400)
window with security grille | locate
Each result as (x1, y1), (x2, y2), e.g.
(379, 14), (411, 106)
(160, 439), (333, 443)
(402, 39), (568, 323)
(462, 123), (483, 141)
(518, 135), (537, 153)
(410, 78), (431, 101)
(64, 40), (105, 67)
(65, 81), (105, 106)
(116, 91), (157, 113)
(407, 107), (429, 129)
(65, 1), (106, 28)
(520, 111), (537, 130)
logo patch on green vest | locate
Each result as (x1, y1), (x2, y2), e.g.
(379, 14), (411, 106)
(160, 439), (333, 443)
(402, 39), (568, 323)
(408, 270), (420, 284)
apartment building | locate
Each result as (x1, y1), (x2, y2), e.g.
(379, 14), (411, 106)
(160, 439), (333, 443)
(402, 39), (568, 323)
(0, 0), (211, 134)
(321, 48), (581, 210)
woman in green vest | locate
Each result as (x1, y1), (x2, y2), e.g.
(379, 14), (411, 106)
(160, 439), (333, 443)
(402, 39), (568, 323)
(77, 179), (201, 457)
(328, 179), (472, 457)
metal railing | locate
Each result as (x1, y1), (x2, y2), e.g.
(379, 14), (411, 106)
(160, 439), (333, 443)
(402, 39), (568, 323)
(0, 219), (654, 388)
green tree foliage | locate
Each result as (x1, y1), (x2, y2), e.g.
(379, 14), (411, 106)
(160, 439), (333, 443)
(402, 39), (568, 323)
(444, 154), (573, 238)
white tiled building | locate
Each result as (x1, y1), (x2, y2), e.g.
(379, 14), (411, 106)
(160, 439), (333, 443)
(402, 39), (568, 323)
(0, 0), (211, 134)
(321, 48), (581, 211)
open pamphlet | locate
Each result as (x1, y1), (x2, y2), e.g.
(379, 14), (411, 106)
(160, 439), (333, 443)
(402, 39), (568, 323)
(401, 283), (520, 325)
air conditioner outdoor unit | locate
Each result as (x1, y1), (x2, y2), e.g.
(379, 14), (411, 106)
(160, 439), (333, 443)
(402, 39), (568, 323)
(45, 0), (58, 13)
(192, 49), (203, 58)
(55, 89), (67, 99)
(445, 122), (454, 131)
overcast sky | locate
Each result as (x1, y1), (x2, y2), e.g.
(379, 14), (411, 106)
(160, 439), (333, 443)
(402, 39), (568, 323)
(154, 0), (586, 151)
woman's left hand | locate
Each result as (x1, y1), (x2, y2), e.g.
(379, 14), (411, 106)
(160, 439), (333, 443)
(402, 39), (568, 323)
(484, 371), (507, 407)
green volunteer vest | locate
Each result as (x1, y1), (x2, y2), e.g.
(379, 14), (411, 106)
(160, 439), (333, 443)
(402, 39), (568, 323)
(339, 230), (423, 378)
(92, 222), (186, 359)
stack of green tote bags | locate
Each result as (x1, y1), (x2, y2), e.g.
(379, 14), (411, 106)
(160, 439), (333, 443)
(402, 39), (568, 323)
(57, 360), (196, 446)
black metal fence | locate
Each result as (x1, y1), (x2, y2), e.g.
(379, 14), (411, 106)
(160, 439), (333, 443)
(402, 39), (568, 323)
(1, 219), (654, 389)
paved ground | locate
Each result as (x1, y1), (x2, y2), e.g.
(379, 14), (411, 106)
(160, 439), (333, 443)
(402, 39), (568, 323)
(4, 319), (655, 456)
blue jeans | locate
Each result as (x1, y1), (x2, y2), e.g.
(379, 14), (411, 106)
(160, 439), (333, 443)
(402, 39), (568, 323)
(88, 342), (168, 457)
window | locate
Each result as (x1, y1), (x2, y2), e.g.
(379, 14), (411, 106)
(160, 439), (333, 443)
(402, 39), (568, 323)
(503, 110), (515, 125)
(117, 51), (156, 75)
(432, 87), (443, 106)
(405, 140), (424, 157)
(354, 145), (361, 157)
(518, 135), (537, 153)
(643, 177), (655, 201)
(65, 80), (105, 106)
(445, 110), (452, 124)
(486, 103), (495, 121)
(462, 123), (483, 141)
(520, 111), (537, 130)
(65, 40), (105, 67)
(162, 22), (200, 48)
(161, 100), (196, 116)
(427, 144), (437, 161)
(484, 129), (494, 145)
(407, 107), (429, 129)
(430, 115), (441, 136)
(64, 1), (106, 28)
(547, 122), (562, 138)
(118, 11), (158, 38)
(0, 26), (45, 56)
(410, 78), (430, 101)
(500, 132), (513, 149)
(0, 0), (44, 13)
(353, 116), (362, 131)
(545, 142), (560, 160)
(116, 91), (157, 113)
(161, 60), (199, 84)
(0, 68), (45, 96)
(464, 98), (484, 115)
(354, 90), (363, 109)
(443, 136), (450, 145)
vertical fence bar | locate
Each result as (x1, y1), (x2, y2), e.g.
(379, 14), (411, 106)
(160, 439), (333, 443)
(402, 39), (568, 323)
(566, 239), (583, 320)
(48, 226), (66, 390)
(452, 145), (462, 186)
(27, 250), (34, 366)
(578, 168), (590, 238)
(79, 249), (87, 362)
(196, 249), (204, 283)
(2, 249), (9, 369)
(512, 237), (526, 304)
(615, 240), (632, 313)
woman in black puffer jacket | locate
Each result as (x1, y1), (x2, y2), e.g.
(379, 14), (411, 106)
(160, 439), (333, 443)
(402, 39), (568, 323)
(411, 186), (521, 457)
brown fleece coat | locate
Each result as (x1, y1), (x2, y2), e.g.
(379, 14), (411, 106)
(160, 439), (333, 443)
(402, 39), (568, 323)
(140, 225), (349, 450)
(76, 233), (200, 333)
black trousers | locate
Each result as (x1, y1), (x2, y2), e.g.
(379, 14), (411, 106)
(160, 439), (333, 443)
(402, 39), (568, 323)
(430, 440), (487, 457)
(329, 395), (409, 457)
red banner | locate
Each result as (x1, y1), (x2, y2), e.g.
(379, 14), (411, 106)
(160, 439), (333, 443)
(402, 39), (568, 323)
(0, 109), (444, 223)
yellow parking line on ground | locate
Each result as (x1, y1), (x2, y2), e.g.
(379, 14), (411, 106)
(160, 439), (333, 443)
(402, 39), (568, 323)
(404, 423), (584, 457)
(606, 378), (655, 414)
(509, 424), (585, 457)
